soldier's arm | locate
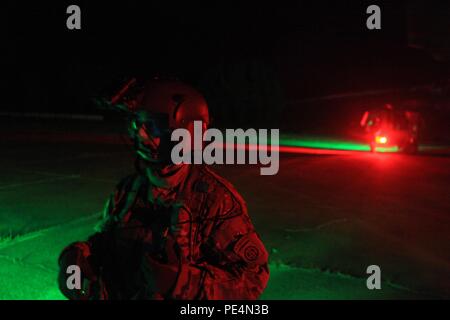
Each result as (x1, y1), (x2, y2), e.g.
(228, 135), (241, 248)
(170, 192), (270, 300)
(57, 177), (131, 299)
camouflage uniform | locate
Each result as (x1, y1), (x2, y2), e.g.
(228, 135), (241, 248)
(58, 164), (269, 299)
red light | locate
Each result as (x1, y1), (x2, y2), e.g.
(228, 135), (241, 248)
(376, 136), (387, 144)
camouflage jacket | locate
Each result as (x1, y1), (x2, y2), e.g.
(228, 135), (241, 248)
(59, 165), (269, 300)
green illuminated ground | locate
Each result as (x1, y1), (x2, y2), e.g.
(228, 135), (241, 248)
(0, 216), (424, 300)
(0, 213), (426, 300)
(1, 136), (449, 300)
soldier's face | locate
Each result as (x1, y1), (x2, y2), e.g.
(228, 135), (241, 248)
(132, 111), (173, 164)
(137, 124), (161, 153)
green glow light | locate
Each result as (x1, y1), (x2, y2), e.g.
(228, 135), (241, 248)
(375, 146), (399, 153)
(280, 135), (371, 152)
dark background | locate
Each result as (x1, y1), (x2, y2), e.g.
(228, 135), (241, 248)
(1, 1), (450, 300)
(2, 0), (450, 131)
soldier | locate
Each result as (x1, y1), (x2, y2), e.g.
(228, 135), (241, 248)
(58, 79), (269, 300)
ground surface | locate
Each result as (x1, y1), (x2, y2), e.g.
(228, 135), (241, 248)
(0, 120), (449, 299)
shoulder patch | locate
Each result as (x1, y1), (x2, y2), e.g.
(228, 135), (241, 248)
(233, 232), (268, 266)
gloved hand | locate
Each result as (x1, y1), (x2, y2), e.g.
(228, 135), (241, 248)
(58, 242), (107, 300)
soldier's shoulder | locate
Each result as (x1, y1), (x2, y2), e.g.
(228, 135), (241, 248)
(107, 173), (144, 210)
(114, 173), (141, 193)
(193, 166), (248, 217)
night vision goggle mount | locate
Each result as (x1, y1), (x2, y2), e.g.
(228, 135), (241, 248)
(94, 78), (173, 164)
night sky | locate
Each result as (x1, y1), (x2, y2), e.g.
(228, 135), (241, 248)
(2, 1), (449, 127)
